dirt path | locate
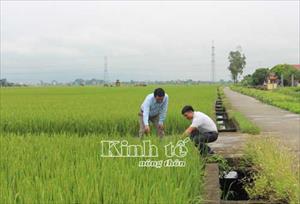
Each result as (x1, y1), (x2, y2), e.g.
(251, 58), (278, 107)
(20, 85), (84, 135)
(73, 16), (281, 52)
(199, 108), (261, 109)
(223, 87), (300, 157)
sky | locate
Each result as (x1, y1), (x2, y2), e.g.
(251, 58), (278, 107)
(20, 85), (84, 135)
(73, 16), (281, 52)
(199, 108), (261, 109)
(1, 1), (299, 83)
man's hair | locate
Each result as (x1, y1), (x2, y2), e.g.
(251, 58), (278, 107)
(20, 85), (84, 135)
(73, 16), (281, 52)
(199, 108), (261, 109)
(154, 88), (165, 97)
(181, 105), (194, 114)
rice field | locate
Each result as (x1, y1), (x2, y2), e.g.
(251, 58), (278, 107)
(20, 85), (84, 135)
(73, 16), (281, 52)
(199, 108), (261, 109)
(0, 133), (205, 204)
(0, 85), (217, 135)
(0, 85), (218, 204)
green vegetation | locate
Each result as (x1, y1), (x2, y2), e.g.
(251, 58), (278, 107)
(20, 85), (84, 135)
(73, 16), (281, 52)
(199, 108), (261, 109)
(205, 154), (230, 174)
(227, 50), (246, 83)
(0, 85), (217, 135)
(218, 87), (260, 134)
(244, 137), (300, 203)
(275, 86), (300, 98)
(0, 133), (204, 203)
(241, 68), (269, 86)
(231, 86), (300, 114)
(271, 64), (300, 86)
(0, 85), (219, 203)
(228, 111), (260, 134)
(240, 64), (300, 86)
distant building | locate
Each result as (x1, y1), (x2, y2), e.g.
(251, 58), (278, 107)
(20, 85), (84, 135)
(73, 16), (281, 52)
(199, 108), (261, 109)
(0, 78), (8, 86)
(134, 83), (147, 87)
(115, 79), (121, 87)
(266, 73), (278, 90)
(90, 79), (98, 85)
(73, 79), (85, 86)
(292, 64), (300, 70)
(0, 78), (16, 87)
(52, 80), (58, 85)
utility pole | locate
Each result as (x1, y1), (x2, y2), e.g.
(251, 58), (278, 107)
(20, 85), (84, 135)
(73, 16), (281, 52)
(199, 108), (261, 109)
(211, 41), (215, 83)
(103, 56), (109, 86)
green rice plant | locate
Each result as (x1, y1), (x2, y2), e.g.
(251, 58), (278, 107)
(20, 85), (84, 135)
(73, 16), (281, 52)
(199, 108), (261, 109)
(0, 85), (218, 136)
(0, 133), (205, 204)
(230, 86), (300, 114)
(244, 137), (300, 203)
(204, 154), (230, 174)
(0, 85), (218, 203)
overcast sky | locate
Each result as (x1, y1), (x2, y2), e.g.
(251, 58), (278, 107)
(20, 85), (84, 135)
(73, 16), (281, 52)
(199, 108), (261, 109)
(1, 1), (299, 83)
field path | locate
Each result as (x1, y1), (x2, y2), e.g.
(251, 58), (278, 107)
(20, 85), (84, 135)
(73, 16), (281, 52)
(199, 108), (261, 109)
(224, 87), (300, 157)
(210, 132), (250, 158)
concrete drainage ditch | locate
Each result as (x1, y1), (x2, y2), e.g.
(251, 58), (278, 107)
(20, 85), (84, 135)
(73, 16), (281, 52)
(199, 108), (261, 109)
(215, 91), (237, 132)
(204, 90), (270, 203)
(203, 158), (268, 204)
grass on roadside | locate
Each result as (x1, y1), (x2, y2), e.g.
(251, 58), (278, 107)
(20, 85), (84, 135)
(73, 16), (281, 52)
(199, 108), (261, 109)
(229, 111), (260, 135)
(230, 86), (300, 114)
(244, 137), (300, 203)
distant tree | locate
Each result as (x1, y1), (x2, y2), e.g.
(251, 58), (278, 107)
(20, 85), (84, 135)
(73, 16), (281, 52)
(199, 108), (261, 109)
(271, 64), (300, 86)
(73, 78), (85, 86)
(252, 68), (269, 85)
(0, 78), (7, 86)
(240, 74), (254, 86)
(228, 50), (246, 83)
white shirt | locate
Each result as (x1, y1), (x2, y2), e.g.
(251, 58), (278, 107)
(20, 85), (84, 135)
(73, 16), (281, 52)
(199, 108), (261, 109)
(190, 111), (218, 133)
(140, 93), (169, 126)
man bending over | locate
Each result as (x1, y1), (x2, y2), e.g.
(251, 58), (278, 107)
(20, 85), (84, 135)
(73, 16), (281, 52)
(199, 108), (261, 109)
(139, 88), (169, 137)
(181, 105), (218, 155)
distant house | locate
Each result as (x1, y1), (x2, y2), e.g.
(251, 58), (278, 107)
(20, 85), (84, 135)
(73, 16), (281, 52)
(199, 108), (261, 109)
(52, 80), (58, 85)
(90, 79), (98, 85)
(292, 64), (300, 70)
(265, 73), (278, 90)
(0, 78), (15, 87)
(115, 80), (121, 87)
(134, 83), (147, 87)
(73, 79), (85, 86)
(0, 78), (8, 86)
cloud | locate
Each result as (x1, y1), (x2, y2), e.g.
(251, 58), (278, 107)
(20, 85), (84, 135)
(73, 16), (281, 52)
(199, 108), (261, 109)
(1, 1), (299, 83)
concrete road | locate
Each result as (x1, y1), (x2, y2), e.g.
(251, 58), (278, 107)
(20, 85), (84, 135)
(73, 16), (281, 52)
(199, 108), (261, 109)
(224, 87), (300, 156)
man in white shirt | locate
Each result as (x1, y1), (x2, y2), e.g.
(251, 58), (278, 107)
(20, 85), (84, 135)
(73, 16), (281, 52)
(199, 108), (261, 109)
(181, 105), (218, 155)
(139, 88), (169, 137)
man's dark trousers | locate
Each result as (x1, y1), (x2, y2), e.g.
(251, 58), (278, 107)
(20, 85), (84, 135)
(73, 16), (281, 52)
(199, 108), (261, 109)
(190, 130), (218, 155)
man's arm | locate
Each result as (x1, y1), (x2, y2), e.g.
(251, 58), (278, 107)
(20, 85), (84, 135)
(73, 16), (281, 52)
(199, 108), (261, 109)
(142, 96), (151, 127)
(159, 96), (168, 125)
(181, 126), (197, 139)
(182, 116), (202, 139)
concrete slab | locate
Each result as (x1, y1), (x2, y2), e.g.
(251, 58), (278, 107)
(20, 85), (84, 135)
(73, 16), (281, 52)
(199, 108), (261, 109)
(223, 87), (300, 157)
(203, 163), (221, 204)
(210, 132), (250, 158)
